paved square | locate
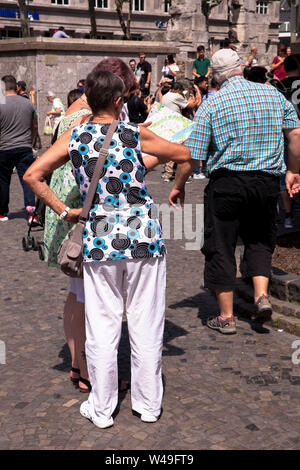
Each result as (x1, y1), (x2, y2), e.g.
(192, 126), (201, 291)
(1, 170), (300, 450)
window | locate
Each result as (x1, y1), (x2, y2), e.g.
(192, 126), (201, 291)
(164, 0), (171, 13)
(279, 21), (290, 33)
(256, 1), (268, 15)
(95, 0), (108, 7)
(133, 0), (144, 11)
(51, 0), (70, 5)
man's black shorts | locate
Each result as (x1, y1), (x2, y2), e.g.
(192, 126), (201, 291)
(202, 169), (280, 291)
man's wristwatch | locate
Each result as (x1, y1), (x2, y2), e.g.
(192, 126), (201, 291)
(59, 206), (70, 220)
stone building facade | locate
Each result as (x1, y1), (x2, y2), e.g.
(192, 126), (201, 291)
(166, 0), (281, 74)
(0, 0), (170, 40)
(0, 1), (282, 73)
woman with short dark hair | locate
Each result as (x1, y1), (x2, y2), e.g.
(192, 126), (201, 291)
(43, 58), (138, 395)
(67, 89), (83, 107)
(24, 69), (191, 429)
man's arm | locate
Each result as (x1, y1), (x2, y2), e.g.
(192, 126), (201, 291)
(31, 118), (38, 146)
(284, 128), (300, 197)
(168, 160), (197, 207)
(192, 67), (200, 78)
(169, 106), (212, 206)
(205, 67), (211, 78)
(245, 54), (253, 68)
(192, 84), (202, 108)
(145, 70), (152, 89)
(29, 87), (35, 106)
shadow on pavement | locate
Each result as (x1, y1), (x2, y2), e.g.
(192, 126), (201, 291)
(52, 317), (188, 384)
(9, 209), (26, 220)
(168, 290), (270, 334)
(52, 343), (72, 372)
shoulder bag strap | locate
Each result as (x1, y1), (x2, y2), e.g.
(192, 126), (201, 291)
(78, 119), (119, 226)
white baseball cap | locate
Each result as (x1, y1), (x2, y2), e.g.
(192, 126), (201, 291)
(211, 49), (241, 75)
(47, 91), (55, 97)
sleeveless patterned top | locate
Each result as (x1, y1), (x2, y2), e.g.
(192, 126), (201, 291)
(69, 121), (166, 262)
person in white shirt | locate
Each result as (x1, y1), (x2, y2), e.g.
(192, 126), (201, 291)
(47, 91), (65, 132)
(161, 82), (195, 114)
(161, 82), (197, 182)
(161, 55), (180, 84)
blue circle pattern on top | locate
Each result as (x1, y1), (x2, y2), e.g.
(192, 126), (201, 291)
(69, 121), (165, 262)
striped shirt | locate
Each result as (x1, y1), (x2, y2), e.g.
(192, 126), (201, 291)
(185, 75), (299, 176)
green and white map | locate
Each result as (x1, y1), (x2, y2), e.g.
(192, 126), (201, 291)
(146, 102), (196, 144)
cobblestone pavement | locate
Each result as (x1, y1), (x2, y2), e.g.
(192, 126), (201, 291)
(1, 170), (300, 451)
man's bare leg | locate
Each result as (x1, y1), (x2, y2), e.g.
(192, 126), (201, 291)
(207, 289), (236, 334)
(252, 276), (272, 322)
(216, 290), (234, 318)
(252, 276), (269, 301)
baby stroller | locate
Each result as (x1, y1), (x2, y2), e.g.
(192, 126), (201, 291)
(22, 197), (45, 260)
(22, 126), (58, 259)
(21, 174), (51, 260)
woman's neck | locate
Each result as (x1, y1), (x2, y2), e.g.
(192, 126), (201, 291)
(92, 111), (118, 123)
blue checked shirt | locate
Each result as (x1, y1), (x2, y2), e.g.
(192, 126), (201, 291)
(185, 75), (299, 176)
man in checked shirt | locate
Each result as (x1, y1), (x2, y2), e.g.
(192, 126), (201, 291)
(169, 49), (300, 334)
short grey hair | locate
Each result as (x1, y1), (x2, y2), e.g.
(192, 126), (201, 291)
(212, 66), (243, 85)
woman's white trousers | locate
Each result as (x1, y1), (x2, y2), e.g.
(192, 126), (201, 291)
(83, 257), (166, 422)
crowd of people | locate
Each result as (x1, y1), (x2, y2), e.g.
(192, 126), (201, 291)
(0, 42), (300, 430)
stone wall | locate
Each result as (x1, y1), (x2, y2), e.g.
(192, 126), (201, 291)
(0, 37), (177, 148)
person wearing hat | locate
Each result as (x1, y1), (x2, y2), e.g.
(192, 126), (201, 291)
(47, 91), (65, 132)
(169, 48), (300, 334)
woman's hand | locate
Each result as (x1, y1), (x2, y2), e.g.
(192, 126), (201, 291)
(65, 208), (82, 224)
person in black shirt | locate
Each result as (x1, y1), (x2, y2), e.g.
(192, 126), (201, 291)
(127, 88), (152, 123)
(275, 54), (300, 118)
(137, 52), (152, 97)
(274, 54), (300, 229)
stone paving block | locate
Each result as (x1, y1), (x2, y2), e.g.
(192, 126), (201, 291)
(1, 173), (300, 450)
